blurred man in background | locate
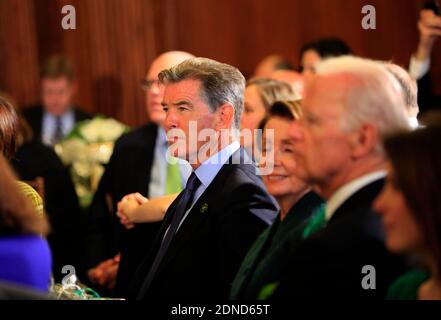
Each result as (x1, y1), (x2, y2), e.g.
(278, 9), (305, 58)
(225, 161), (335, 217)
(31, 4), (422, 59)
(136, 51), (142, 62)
(22, 55), (92, 146)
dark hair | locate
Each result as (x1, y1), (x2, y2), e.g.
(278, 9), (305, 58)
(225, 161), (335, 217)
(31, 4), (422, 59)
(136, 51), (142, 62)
(159, 57), (245, 129)
(383, 115), (441, 276)
(40, 55), (75, 81)
(0, 96), (18, 159)
(300, 37), (352, 60)
(0, 154), (49, 236)
(259, 100), (302, 130)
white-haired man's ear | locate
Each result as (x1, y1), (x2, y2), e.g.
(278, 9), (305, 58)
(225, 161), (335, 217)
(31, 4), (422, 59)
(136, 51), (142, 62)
(348, 123), (379, 158)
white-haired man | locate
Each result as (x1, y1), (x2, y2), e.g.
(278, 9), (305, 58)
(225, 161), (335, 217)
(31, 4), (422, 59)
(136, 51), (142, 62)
(268, 56), (410, 299)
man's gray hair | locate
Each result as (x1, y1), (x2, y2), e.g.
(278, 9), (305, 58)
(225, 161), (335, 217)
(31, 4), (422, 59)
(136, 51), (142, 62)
(158, 57), (245, 129)
(316, 56), (410, 152)
(384, 63), (419, 115)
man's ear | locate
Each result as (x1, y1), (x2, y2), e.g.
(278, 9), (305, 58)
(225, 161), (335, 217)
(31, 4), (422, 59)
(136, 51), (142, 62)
(215, 103), (235, 130)
(348, 123), (378, 158)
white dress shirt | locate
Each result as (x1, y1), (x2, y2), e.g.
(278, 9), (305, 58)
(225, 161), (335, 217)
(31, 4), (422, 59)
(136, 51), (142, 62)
(42, 108), (75, 146)
(409, 55), (430, 81)
(177, 140), (241, 230)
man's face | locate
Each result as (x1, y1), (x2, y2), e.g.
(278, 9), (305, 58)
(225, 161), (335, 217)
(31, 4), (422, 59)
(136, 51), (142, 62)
(288, 76), (352, 192)
(162, 79), (219, 164)
(41, 76), (75, 116)
(144, 62), (167, 125)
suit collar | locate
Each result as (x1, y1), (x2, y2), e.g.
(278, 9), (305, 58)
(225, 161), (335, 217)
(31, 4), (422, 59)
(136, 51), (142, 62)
(328, 177), (385, 225)
(194, 140), (240, 188)
(326, 171), (386, 222)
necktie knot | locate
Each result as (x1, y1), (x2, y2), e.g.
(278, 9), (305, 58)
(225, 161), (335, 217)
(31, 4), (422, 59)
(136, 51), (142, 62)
(52, 116), (63, 145)
(186, 172), (201, 194)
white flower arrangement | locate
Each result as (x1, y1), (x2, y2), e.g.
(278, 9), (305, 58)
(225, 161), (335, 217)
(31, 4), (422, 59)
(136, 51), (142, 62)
(55, 116), (129, 207)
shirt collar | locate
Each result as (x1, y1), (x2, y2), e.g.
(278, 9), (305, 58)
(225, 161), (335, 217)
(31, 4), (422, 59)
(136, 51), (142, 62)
(156, 126), (167, 147)
(44, 107), (74, 121)
(194, 140), (240, 187)
(325, 170), (387, 221)
(409, 117), (419, 129)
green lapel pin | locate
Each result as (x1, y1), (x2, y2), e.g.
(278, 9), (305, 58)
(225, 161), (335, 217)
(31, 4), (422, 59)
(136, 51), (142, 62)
(200, 203), (209, 213)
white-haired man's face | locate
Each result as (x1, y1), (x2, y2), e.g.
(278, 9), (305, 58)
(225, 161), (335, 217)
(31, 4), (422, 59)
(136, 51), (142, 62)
(288, 75), (355, 194)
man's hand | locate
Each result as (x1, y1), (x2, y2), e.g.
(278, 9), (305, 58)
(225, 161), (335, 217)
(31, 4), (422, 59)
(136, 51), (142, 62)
(416, 9), (441, 60)
(87, 254), (121, 290)
(117, 193), (149, 229)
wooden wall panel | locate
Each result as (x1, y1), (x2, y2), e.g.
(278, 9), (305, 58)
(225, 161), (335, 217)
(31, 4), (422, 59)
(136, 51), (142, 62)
(0, 0), (40, 106)
(1, 0), (440, 127)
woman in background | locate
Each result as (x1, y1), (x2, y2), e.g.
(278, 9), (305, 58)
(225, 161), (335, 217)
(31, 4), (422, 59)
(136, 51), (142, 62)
(0, 151), (52, 292)
(230, 100), (323, 300)
(0, 96), (52, 292)
(0, 93), (85, 283)
(240, 78), (297, 155)
(374, 115), (441, 299)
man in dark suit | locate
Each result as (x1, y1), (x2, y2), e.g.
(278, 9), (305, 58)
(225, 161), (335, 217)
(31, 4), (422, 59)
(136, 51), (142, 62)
(22, 55), (92, 146)
(130, 57), (279, 300)
(268, 56), (411, 300)
(86, 51), (194, 296)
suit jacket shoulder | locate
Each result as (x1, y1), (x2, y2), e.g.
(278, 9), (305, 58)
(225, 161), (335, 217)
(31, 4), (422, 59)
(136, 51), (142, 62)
(271, 179), (407, 300)
(22, 105), (93, 140)
(74, 107), (93, 122)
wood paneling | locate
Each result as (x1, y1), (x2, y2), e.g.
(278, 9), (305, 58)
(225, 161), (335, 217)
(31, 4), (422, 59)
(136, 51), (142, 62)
(1, 0), (440, 126)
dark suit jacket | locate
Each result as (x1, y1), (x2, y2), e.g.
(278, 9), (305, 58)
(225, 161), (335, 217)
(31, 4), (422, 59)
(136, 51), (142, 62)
(87, 123), (162, 296)
(21, 105), (92, 141)
(417, 73), (441, 115)
(130, 148), (279, 301)
(271, 179), (407, 300)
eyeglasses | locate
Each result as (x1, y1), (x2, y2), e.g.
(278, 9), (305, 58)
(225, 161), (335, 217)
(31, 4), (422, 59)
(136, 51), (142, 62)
(140, 79), (162, 90)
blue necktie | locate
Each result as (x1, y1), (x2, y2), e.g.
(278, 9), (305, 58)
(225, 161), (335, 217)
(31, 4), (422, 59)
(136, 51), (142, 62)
(137, 172), (201, 299)
(52, 116), (63, 145)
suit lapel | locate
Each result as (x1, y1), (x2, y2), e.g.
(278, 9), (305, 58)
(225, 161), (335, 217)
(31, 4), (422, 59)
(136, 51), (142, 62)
(156, 177), (219, 272)
(154, 149), (247, 275)
(328, 178), (385, 226)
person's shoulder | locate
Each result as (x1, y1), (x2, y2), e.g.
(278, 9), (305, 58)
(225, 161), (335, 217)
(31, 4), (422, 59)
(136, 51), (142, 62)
(114, 123), (157, 148)
(73, 106), (94, 121)
(387, 270), (428, 300)
(221, 148), (262, 183)
(21, 105), (44, 118)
